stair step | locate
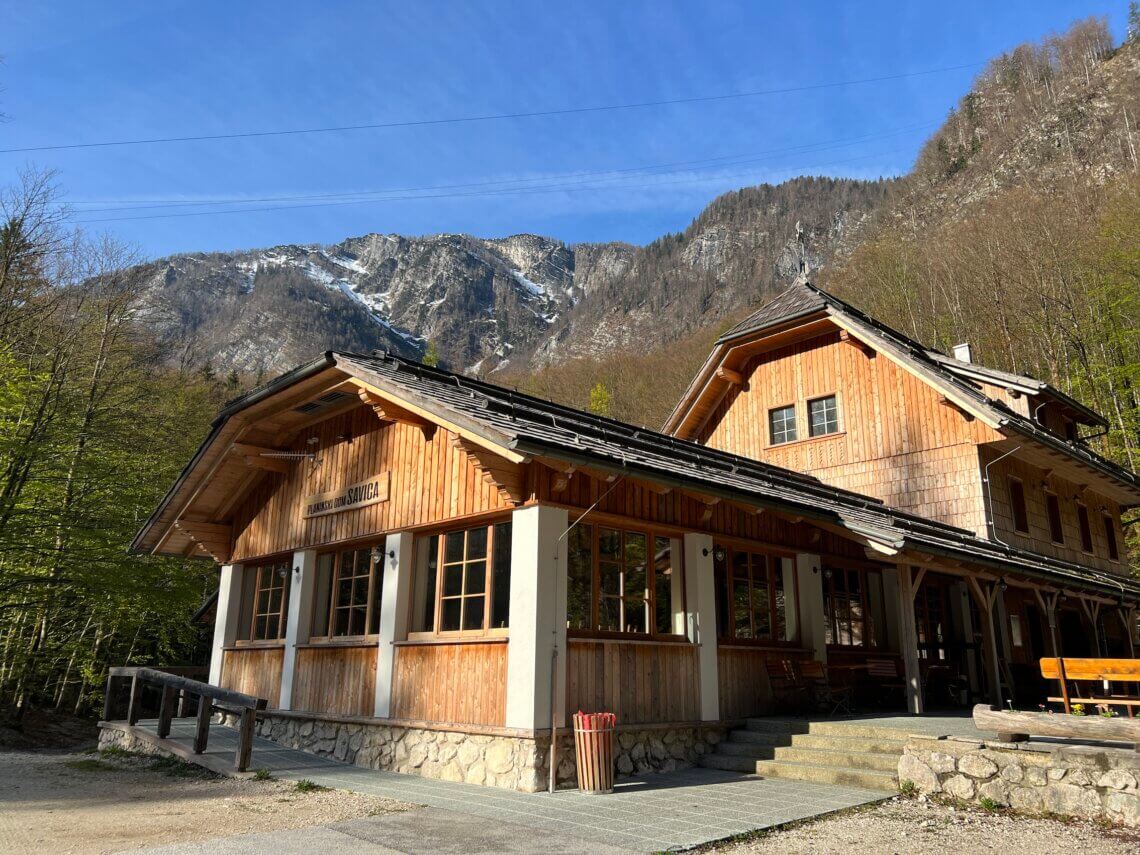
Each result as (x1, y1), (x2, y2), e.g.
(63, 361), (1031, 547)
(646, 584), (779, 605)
(700, 754), (898, 792)
(743, 718), (810, 734)
(748, 718), (914, 741)
(727, 730), (791, 746)
(788, 733), (907, 754)
(771, 747), (900, 772)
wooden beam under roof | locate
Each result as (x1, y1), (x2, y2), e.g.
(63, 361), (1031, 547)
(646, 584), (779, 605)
(450, 435), (526, 505)
(358, 388), (438, 440)
(715, 366), (744, 386)
(175, 520), (232, 564)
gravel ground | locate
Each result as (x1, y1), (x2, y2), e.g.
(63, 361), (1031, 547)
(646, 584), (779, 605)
(0, 748), (414, 854)
(707, 795), (1140, 855)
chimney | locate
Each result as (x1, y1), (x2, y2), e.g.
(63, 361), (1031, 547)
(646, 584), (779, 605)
(952, 342), (973, 363)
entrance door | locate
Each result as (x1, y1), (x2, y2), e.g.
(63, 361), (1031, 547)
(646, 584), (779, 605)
(913, 574), (975, 708)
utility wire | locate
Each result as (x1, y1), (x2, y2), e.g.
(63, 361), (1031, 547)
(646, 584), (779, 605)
(3, 62), (980, 155)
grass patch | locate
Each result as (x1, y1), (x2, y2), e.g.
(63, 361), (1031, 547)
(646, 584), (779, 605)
(99, 745), (136, 759)
(293, 779), (326, 793)
(148, 754), (213, 778)
(979, 796), (1003, 812)
(252, 768), (274, 781)
(899, 779), (917, 798)
(64, 758), (117, 772)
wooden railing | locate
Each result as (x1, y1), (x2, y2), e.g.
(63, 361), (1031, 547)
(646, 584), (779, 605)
(104, 666), (268, 771)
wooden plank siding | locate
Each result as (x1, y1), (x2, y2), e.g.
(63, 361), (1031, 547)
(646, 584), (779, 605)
(291, 645), (378, 716)
(231, 406), (517, 562)
(566, 640), (700, 724)
(390, 642), (507, 726)
(220, 646), (284, 706)
(696, 331), (997, 534)
(716, 646), (774, 719)
(982, 448), (1127, 575)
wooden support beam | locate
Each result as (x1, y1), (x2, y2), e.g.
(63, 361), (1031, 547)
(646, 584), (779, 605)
(715, 366), (744, 386)
(839, 329), (876, 358)
(895, 565), (924, 714)
(175, 520), (233, 564)
(967, 575), (1004, 708)
(939, 396), (975, 422)
(450, 435), (525, 505)
(357, 389), (437, 440)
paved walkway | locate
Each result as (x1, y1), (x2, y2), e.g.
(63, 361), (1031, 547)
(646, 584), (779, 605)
(136, 720), (886, 853)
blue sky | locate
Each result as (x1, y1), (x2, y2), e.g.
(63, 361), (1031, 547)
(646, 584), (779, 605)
(1, 1), (1129, 259)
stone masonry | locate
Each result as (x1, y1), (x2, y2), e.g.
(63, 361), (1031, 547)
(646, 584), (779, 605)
(899, 735), (1140, 826)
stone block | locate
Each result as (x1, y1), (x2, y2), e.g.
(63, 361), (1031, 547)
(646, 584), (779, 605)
(928, 752), (956, 774)
(898, 753), (940, 793)
(1104, 791), (1140, 826)
(1000, 763), (1024, 783)
(943, 775), (975, 801)
(959, 754), (998, 780)
(1097, 769), (1137, 791)
(1042, 783), (1101, 819)
(977, 779), (1009, 806)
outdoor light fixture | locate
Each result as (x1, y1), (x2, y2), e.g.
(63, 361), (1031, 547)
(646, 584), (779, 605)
(823, 567), (833, 580)
(714, 547), (727, 562)
(998, 577), (1008, 591)
(277, 565), (290, 580)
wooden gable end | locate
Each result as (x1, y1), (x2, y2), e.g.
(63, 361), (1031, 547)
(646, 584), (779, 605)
(230, 404), (523, 562)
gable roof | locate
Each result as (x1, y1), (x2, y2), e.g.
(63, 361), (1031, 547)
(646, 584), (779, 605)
(667, 279), (1139, 502)
(135, 350), (1140, 602)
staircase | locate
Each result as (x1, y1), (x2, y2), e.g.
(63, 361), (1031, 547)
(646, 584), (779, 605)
(701, 718), (907, 791)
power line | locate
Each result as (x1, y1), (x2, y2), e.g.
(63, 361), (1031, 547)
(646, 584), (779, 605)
(70, 144), (917, 224)
(65, 120), (938, 213)
(4, 62), (979, 155)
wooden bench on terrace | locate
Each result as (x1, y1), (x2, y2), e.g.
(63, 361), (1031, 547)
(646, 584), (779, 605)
(103, 666), (268, 771)
(1040, 657), (1140, 719)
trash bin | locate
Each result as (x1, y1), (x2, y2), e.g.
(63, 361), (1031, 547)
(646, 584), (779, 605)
(573, 711), (616, 794)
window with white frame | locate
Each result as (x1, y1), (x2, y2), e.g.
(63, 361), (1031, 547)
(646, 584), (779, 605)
(768, 405), (797, 445)
(808, 395), (840, 437)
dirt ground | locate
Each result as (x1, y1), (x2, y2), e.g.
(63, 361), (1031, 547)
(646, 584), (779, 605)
(0, 748), (414, 855)
(708, 794), (1140, 855)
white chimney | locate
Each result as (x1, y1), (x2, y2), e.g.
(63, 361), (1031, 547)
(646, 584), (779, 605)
(952, 342), (973, 363)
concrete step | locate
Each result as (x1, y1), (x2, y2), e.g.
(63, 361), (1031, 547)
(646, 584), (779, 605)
(743, 718), (810, 734)
(714, 742), (900, 772)
(746, 718), (912, 741)
(700, 753), (897, 791)
(787, 733), (908, 754)
(726, 730), (791, 746)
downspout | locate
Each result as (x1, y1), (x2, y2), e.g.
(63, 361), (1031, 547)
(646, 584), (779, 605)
(983, 446), (1022, 547)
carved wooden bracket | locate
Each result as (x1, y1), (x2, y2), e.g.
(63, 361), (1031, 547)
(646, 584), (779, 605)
(450, 435), (525, 505)
(938, 396), (975, 422)
(358, 388), (438, 441)
(715, 366), (744, 386)
(839, 329), (876, 358)
(175, 520), (233, 564)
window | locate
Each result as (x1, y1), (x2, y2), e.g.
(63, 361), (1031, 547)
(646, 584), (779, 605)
(312, 544), (384, 639)
(1077, 504), (1094, 553)
(1009, 614), (1023, 647)
(821, 565), (887, 649)
(713, 545), (790, 643)
(768, 405), (797, 445)
(566, 524), (684, 636)
(411, 521), (512, 637)
(1008, 478), (1029, 534)
(1045, 492), (1064, 544)
(239, 561), (291, 642)
(1103, 514), (1120, 561)
(808, 395), (840, 437)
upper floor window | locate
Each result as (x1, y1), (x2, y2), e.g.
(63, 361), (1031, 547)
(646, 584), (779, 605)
(566, 523), (684, 637)
(411, 521), (512, 637)
(713, 546), (790, 643)
(1008, 478), (1029, 534)
(239, 560), (291, 642)
(1045, 492), (1064, 544)
(768, 405), (797, 445)
(1077, 504), (1094, 553)
(808, 395), (840, 437)
(312, 544), (384, 640)
(1103, 514), (1120, 561)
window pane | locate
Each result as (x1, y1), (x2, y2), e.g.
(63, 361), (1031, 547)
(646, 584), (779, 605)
(567, 525), (593, 630)
(624, 540), (647, 601)
(752, 582), (771, 639)
(599, 561), (622, 596)
(772, 557), (787, 642)
(809, 396), (839, 436)
(491, 522), (512, 629)
(654, 537), (673, 635)
(768, 405), (797, 444)
(598, 528), (620, 562)
(335, 608), (349, 636)
(463, 596), (485, 631)
(624, 598), (648, 633)
(444, 531), (465, 563)
(440, 598), (462, 631)
(733, 579), (752, 638)
(368, 544), (385, 636)
(312, 554), (334, 636)
(464, 560), (487, 595)
(442, 563), (464, 597)
(714, 549), (729, 638)
(599, 596), (621, 632)
(732, 548), (749, 580)
(412, 536), (438, 633)
(467, 526), (487, 560)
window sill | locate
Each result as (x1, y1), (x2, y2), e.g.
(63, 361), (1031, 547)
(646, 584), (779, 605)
(225, 641), (285, 651)
(716, 640), (803, 650)
(396, 636), (508, 646)
(297, 639), (378, 649)
(765, 431), (846, 452)
(567, 634), (692, 646)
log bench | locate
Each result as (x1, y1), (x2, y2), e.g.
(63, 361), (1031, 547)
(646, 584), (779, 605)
(1040, 657), (1140, 719)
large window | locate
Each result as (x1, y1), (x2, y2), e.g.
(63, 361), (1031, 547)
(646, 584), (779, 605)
(1045, 492), (1065, 544)
(411, 521), (512, 637)
(1103, 514), (1120, 561)
(1007, 478), (1029, 534)
(822, 564), (887, 649)
(713, 545), (790, 643)
(566, 524), (684, 637)
(768, 405), (797, 445)
(312, 544), (384, 640)
(808, 395), (840, 437)
(1077, 504), (1094, 553)
(238, 560), (291, 642)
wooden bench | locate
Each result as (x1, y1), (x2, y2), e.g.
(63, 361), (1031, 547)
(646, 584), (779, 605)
(865, 657), (906, 704)
(1040, 657), (1140, 718)
(764, 655), (809, 711)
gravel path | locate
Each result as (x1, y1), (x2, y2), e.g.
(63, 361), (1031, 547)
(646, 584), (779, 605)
(708, 795), (1140, 854)
(0, 748), (413, 854)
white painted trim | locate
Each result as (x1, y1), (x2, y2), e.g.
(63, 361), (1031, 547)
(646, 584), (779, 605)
(795, 554), (826, 664)
(683, 533), (720, 721)
(375, 532), (413, 718)
(279, 551), (316, 710)
(208, 564), (244, 686)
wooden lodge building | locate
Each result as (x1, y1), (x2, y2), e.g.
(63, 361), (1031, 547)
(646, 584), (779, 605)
(131, 280), (1140, 792)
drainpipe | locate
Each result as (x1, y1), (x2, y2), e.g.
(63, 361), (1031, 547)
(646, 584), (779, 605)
(983, 446), (1022, 546)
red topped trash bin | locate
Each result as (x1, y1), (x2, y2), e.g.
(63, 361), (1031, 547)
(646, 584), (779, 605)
(573, 711), (616, 794)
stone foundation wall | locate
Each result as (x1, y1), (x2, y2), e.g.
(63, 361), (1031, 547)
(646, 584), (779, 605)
(899, 736), (1140, 826)
(231, 711), (727, 792)
(98, 723), (172, 757)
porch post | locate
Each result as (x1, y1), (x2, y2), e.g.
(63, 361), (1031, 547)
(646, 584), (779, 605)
(504, 505), (568, 731)
(795, 554), (826, 663)
(279, 550), (316, 710)
(894, 564), (924, 714)
(683, 533), (720, 721)
(208, 563), (244, 686)
(1121, 607), (1137, 658)
(375, 532), (413, 718)
(967, 577), (1003, 709)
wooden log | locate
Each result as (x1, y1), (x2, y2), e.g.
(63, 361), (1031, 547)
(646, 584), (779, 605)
(194, 695), (212, 754)
(236, 708), (256, 772)
(110, 667), (267, 710)
(157, 685), (178, 739)
(973, 704), (1140, 748)
(127, 675), (142, 726)
(103, 674), (116, 722)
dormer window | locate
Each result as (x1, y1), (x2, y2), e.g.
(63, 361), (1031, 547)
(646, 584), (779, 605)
(768, 405), (797, 445)
(808, 395), (840, 437)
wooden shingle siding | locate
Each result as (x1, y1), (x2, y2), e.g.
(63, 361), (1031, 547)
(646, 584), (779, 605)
(291, 645), (377, 716)
(566, 639), (700, 724)
(390, 641), (507, 726)
(220, 647), (284, 706)
(231, 407), (516, 562)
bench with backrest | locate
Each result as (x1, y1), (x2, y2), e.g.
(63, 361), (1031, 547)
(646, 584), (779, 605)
(864, 657), (906, 705)
(1040, 657), (1140, 718)
(764, 655), (810, 711)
